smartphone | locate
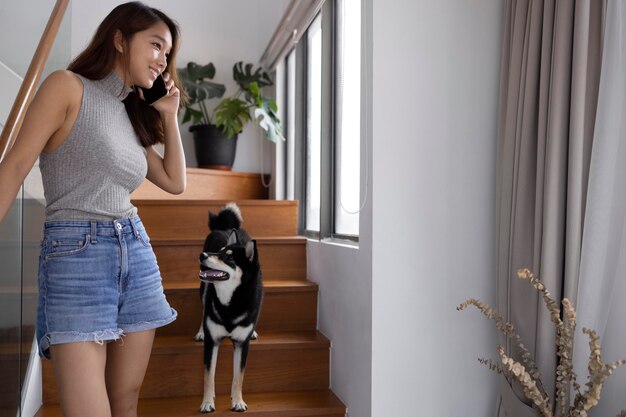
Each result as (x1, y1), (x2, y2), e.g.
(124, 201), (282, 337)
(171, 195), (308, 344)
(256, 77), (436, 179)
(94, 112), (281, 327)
(140, 75), (168, 105)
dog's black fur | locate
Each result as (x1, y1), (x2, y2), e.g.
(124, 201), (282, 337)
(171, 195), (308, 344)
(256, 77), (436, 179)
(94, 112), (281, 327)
(196, 203), (263, 413)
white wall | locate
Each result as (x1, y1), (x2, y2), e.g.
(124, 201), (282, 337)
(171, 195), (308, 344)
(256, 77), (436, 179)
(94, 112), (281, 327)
(308, 238), (373, 417)
(70, 0), (289, 173)
(309, 1), (504, 417)
(0, 0), (41, 77)
(0, 61), (22, 128)
(0, 0), (71, 79)
(371, 1), (503, 416)
(0, 0), (71, 126)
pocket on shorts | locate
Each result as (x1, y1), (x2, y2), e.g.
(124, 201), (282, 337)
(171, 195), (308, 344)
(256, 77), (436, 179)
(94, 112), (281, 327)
(44, 234), (91, 259)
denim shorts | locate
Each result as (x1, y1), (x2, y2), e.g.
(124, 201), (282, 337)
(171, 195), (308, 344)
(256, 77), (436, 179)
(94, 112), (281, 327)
(36, 216), (177, 359)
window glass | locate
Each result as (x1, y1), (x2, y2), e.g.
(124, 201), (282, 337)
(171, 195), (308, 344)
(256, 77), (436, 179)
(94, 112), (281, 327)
(305, 14), (322, 232)
(286, 50), (296, 200)
(335, 0), (361, 237)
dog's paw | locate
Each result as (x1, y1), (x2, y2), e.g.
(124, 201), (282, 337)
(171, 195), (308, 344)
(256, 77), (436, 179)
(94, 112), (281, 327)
(195, 329), (205, 342)
(200, 400), (215, 413)
(231, 399), (248, 412)
(250, 331), (258, 340)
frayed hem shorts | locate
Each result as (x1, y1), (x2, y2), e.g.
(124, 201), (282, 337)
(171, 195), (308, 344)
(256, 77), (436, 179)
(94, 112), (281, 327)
(36, 216), (177, 359)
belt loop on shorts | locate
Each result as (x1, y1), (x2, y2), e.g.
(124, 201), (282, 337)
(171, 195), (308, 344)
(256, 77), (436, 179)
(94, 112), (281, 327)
(130, 217), (140, 239)
(90, 221), (98, 244)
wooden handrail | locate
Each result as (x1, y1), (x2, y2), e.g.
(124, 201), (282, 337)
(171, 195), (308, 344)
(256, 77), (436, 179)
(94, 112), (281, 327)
(0, 0), (69, 163)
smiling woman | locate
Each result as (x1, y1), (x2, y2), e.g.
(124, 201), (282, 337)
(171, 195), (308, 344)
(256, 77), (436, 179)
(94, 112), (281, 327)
(68, 2), (186, 149)
(0, 2), (188, 417)
(120, 23), (172, 85)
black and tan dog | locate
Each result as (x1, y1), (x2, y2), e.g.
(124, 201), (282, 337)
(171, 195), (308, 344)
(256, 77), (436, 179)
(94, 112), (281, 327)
(195, 203), (263, 413)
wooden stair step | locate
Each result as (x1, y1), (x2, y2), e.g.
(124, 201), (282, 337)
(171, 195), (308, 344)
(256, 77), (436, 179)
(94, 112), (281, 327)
(131, 168), (269, 200)
(0, 326), (35, 360)
(43, 332), (330, 403)
(152, 330), (329, 352)
(160, 280), (318, 336)
(154, 236), (307, 282)
(36, 389), (346, 417)
(0, 338), (28, 410)
(0, 340), (34, 360)
(146, 331), (330, 398)
(164, 279), (319, 292)
(135, 200), (298, 239)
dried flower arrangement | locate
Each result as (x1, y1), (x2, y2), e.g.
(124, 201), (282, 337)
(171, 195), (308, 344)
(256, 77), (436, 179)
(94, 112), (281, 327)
(457, 268), (626, 417)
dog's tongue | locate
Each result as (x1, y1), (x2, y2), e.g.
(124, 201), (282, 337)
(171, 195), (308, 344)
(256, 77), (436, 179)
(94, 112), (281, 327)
(199, 269), (229, 281)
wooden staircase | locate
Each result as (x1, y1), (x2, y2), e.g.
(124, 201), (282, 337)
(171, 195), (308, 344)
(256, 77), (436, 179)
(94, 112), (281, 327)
(35, 170), (346, 417)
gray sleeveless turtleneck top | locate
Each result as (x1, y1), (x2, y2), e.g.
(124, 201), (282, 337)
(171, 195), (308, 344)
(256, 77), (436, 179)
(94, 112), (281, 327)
(40, 71), (148, 221)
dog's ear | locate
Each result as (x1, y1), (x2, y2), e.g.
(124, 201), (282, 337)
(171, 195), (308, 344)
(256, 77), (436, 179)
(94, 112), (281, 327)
(208, 211), (218, 230)
(245, 240), (256, 263)
(226, 230), (238, 246)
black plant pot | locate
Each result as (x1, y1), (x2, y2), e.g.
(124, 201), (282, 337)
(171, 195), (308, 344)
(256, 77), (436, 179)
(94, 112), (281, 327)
(190, 124), (238, 170)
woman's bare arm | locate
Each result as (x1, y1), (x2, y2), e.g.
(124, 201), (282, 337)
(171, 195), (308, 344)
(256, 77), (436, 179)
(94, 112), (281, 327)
(0, 70), (80, 222)
(145, 72), (186, 195)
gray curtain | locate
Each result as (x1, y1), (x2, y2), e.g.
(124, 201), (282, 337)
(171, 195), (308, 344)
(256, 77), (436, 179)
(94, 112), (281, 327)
(573, 2), (626, 415)
(495, 1), (606, 416)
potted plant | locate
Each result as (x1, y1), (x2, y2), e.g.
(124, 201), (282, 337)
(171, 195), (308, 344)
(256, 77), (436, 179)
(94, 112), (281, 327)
(178, 61), (285, 170)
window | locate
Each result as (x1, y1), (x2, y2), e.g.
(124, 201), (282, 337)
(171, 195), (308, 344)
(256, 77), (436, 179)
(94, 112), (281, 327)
(305, 14), (323, 233)
(335, 0), (361, 237)
(286, 50), (296, 201)
(275, 0), (362, 242)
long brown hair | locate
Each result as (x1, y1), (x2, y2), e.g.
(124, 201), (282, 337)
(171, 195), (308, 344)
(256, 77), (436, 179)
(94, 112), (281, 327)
(67, 1), (186, 147)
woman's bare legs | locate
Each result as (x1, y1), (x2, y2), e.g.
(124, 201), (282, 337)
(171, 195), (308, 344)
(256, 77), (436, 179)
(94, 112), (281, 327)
(48, 330), (155, 417)
(105, 330), (156, 417)
(50, 342), (111, 417)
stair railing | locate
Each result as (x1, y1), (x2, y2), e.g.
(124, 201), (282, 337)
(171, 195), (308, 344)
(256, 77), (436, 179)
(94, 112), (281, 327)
(0, 0), (69, 163)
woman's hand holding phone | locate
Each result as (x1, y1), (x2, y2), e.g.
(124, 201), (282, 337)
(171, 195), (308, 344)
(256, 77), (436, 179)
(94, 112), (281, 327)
(138, 72), (180, 115)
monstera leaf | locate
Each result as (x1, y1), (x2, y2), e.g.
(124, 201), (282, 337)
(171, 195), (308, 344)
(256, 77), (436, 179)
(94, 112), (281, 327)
(213, 98), (251, 139)
(253, 96), (284, 143)
(233, 62), (273, 91)
(178, 62), (226, 123)
(185, 62), (215, 80)
(181, 107), (204, 125)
